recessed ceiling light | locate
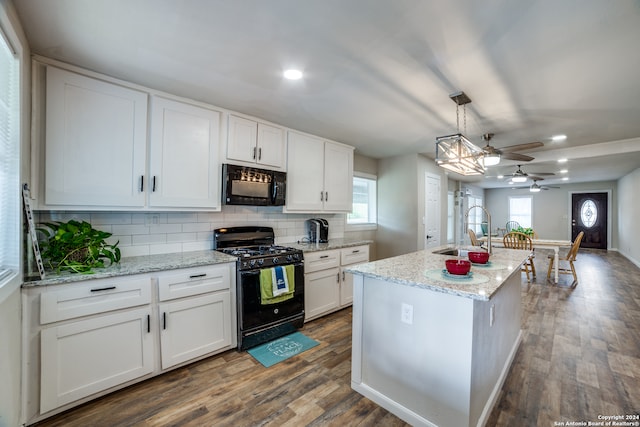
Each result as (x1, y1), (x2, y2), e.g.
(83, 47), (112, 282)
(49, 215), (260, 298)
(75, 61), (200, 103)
(558, 158), (568, 163)
(497, 175), (504, 179)
(561, 177), (569, 181)
(552, 134), (567, 142)
(283, 69), (303, 80)
(559, 169), (568, 174)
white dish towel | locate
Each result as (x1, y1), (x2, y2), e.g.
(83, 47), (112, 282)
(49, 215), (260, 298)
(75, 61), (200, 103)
(271, 266), (289, 297)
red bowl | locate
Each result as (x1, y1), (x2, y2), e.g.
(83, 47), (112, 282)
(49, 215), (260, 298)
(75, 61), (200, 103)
(468, 251), (490, 264)
(445, 259), (471, 275)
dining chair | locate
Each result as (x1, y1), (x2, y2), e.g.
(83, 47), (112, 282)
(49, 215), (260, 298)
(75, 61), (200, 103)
(547, 231), (584, 286)
(503, 231), (536, 281)
(468, 229), (480, 246)
(505, 221), (521, 232)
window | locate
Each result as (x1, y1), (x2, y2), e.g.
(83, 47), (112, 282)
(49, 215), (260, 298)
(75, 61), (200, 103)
(347, 173), (377, 227)
(0, 26), (20, 299)
(509, 196), (532, 228)
(580, 199), (597, 227)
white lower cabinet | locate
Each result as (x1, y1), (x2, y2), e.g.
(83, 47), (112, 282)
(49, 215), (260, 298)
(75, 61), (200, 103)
(339, 245), (370, 307)
(303, 245), (369, 321)
(305, 267), (341, 321)
(23, 262), (236, 425)
(159, 291), (231, 369)
(40, 307), (154, 413)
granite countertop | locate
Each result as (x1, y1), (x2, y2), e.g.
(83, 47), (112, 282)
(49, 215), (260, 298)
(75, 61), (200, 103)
(288, 238), (373, 253)
(22, 250), (237, 287)
(23, 238), (373, 288)
(345, 245), (529, 301)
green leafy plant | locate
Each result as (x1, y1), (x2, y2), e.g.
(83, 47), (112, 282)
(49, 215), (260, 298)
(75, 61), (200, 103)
(37, 220), (121, 274)
(515, 226), (535, 237)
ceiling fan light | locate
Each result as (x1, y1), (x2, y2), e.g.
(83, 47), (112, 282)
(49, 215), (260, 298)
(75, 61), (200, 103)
(530, 186), (541, 192)
(512, 176), (527, 183)
(481, 153), (500, 167)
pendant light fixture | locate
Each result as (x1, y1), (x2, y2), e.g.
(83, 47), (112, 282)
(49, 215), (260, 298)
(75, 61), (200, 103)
(435, 92), (485, 176)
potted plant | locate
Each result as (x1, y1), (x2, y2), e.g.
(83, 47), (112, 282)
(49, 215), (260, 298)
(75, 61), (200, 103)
(514, 226), (535, 238)
(37, 220), (121, 274)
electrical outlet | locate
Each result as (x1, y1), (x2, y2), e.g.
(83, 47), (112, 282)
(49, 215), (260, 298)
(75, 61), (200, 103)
(401, 303), (413, 325)
(145, 214), (159, 226)
(489, 304), (495, 327)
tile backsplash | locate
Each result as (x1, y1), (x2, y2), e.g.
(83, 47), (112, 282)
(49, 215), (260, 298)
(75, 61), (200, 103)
(35, 207), (347, 258)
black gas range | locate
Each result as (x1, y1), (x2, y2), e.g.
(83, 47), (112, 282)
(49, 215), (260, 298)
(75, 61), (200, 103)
(213, 226), (305, 350)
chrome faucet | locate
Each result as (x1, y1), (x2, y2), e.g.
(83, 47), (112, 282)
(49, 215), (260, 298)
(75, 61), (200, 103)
(465, 205), (491, 254)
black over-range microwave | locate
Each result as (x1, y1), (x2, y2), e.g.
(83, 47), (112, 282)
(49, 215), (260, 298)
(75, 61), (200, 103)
(222, 164), (286, 206)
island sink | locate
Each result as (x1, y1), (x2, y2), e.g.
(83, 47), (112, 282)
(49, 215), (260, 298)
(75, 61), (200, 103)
(431, 247), (459, 256)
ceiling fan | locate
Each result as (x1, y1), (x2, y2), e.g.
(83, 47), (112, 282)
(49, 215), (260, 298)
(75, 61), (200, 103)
(515, 179), (560, 192)
(480, 133), (543, 166)
(508, 164), (555, 183)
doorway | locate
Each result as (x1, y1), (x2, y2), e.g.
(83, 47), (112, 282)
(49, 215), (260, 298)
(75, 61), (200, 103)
(424, 173), (441, 249)
(571, 192), (608, 249)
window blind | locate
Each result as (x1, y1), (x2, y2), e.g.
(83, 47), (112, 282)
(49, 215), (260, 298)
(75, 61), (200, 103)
(0, 27), (19, 279)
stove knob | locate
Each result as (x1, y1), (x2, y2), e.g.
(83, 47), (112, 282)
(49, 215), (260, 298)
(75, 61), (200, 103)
(257, 259), (264, 266)
(272, 257), (279, 264)
(249, 259), (256, 266)
(242, 261), (248, 268)
(286, 255), (292, 262)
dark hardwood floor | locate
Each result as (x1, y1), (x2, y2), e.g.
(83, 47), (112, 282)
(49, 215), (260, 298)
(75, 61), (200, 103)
(34, 249), (640, 427)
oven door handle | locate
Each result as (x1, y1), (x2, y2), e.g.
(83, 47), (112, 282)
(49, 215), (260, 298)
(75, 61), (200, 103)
(239, 262), (304, 278)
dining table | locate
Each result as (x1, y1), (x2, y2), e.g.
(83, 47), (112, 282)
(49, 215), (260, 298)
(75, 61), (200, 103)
(478, 236), (572, 283)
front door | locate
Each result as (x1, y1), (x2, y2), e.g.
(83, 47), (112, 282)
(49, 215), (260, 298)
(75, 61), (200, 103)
(571, 192), (608, 249)
(424, 173), (441, 249)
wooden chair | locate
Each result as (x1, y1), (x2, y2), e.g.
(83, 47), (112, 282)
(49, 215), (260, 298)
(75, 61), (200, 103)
(468, 229), (480, 246)
(505, 221), (521, 232)
(547, 231), (584, 286)
(503, 231), (536, 281)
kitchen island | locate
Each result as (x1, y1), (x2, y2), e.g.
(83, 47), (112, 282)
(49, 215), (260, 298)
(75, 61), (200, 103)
(346, 246), (529, 427)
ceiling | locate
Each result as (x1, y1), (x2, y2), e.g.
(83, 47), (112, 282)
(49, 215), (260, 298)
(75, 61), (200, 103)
(12, 0), (640, 189)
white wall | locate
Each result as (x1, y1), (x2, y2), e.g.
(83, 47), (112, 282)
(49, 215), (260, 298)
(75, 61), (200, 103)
(485, 180), (618, 247)
(376, 154), (448, 259)
(618, 168), (640, 266)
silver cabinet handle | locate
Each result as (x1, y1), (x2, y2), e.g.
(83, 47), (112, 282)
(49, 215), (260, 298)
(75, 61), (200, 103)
(342, 271), (345, 281)
(189, 273), (207, 279)
(336, 273), (340, 283)
(325, 192), (328, 201)
(258, 147), (262, 160)
(152, 176), (157, 192)
(320, 191), (324, 201)
(253, 146), (257, 159)
(140, 175), (144, 192)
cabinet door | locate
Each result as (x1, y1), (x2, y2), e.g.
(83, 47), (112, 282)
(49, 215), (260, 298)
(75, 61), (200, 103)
(304, 268), (340, 321)
(340, 268), (354, 306)
(149, 96), (221, 208)
(227, 115), (258, 163)
(339, 245), (369, 307)
(323, 141), (354, 212)
(45, 67), (147, 207)
(159, 292), (232, 369)
(40, 307), (154, 413)
(285, 131), (325, 211)
(256, 123), (285, 169)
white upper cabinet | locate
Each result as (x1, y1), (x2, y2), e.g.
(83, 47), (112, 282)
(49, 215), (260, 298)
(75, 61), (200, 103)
(149, 96), (221, 209)
(226, 114), (286, 170)
(45, 66), (148, 207)
(285, 131), (353, 212)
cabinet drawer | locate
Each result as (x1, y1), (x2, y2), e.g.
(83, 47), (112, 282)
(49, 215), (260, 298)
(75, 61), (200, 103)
(157, 264), (231, 302)
(40, 276), (152, 325)
(341, 245), (369, 266)
(304, 249), (340, 273)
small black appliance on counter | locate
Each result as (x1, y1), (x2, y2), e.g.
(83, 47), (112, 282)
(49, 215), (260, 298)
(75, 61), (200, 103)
(306, 218), (329, 243)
